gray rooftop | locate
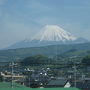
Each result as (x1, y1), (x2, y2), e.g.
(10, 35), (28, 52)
(47, 79), (67, 86)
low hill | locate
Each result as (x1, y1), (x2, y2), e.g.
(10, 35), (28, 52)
(0, 42), (90, 62)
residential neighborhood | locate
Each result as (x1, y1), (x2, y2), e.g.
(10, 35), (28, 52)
(0, 1), (90, 90)
(0, 62), (90, 90)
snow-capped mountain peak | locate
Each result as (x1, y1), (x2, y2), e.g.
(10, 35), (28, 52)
(31, 25), (77, 42)
(5, 25), (88, 49)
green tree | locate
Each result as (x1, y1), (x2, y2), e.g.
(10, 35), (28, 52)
(0, 74), (3, 82)
(22, 54), (51, 66)
(81, 55), (90, 66)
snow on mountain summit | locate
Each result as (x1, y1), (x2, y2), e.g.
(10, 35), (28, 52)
(5, 25), (88, 49)
(32, 25), (77, 42)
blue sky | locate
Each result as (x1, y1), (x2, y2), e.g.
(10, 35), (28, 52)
(0, 0), (90, 49)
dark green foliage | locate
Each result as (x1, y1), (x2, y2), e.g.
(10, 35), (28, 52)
(0, 74), (3, 82)
(22, 55), (52, 66)
(0, 42), (90, 62)
(81, 55), (90, 66)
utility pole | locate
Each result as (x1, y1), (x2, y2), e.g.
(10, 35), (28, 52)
(55, 43), (58, 64)
(70, 56), (77, 88)
(11, 61), (14, 88)
(27, 68), (31, 87)
(74, 65), (77, 88)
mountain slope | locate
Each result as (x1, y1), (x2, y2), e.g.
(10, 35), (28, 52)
(0, 42), (90, 62)
(32, 25), (77, 41)
(6, 25), (88, 49)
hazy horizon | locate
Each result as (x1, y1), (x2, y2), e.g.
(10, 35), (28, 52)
(0, 0), (90, 49)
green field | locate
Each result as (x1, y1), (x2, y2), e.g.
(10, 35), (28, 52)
(0, 82), (81, 90)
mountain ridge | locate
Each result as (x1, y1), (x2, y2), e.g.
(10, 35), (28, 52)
(31, 25), (77, 41)
(0, 42), (90, 62)
(5, 25), (88, 49)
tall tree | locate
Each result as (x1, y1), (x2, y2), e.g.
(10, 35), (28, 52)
(81, 55), (90, 66)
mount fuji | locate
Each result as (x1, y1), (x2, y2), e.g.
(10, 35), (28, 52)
(6, 25), (88, 49)
(32, 25), (77, 41)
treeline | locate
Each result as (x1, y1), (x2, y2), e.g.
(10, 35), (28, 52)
(21, 54), (55, 66)
(20, 54), (90, 67)
(81, 55), (90, 66)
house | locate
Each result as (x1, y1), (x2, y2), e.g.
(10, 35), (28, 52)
(87, 66), (90, 72)
(0, 72), (26, 85)
(75, 81), (90, 90)
(45, 78), (71, 88)
(76, 78), (90, 90)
